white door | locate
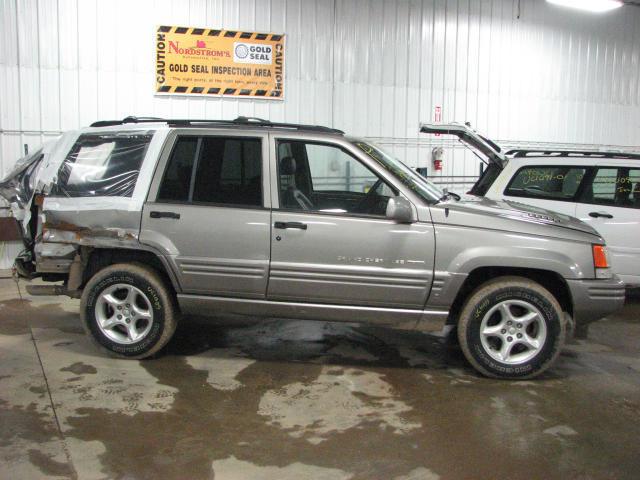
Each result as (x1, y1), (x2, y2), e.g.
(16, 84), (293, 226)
(575, 166), (640, 285)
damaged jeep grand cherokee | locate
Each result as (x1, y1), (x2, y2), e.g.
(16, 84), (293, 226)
(0, 116), (626, 379)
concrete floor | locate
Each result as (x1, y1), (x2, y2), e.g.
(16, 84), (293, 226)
(1, 277), (639, 480)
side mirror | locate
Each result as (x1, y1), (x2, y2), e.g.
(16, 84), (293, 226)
(386, 196), (416, 223)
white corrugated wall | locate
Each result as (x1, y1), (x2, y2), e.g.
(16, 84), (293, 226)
(1, 0), (640, 267)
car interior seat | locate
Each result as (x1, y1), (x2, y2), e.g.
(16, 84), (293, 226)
(279, 156), (314, 210)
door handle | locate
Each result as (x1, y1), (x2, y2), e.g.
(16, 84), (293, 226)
(588, 211), (613, 219)
(274, 221), (308, 230)
(150, 211), (180, 219)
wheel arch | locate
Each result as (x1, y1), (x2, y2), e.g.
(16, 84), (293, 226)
(446, 266), (573, 326)
(79, 247), (181, 294)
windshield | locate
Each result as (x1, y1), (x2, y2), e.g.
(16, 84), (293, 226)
(353, 141), (443, 203)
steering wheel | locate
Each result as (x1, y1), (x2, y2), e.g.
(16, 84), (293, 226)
(354, 178), (384, 214)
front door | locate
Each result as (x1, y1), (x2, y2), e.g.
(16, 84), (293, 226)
(140, 131), (272, 298)
(575, 165), (640, 284)
(267, 137), (434, 309)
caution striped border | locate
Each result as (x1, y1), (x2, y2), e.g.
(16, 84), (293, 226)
(156, 85), (281, 97)
(157, 25), (283, 42)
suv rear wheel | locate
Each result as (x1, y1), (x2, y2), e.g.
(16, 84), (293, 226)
(457, 276), (565, 379)
(80, 263), (178, 359)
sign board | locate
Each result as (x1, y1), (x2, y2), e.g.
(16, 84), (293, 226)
(155, 26), (285, 99)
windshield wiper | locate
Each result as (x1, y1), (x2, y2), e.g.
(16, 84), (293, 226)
(437, 190), (461, 203)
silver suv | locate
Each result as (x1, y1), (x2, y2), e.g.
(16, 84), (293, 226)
(0, 117), (625, 379)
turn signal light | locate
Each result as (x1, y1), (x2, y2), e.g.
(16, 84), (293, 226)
(592, 245), (609, 269)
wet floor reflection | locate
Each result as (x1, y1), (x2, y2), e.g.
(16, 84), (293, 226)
(1, 292), (640, 479)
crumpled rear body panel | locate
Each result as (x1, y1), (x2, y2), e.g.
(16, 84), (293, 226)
(0, 147), (47, 243)
(0, 125), (170, 275)
(0, 149), (44, 213)
(43, 200), (142, 249)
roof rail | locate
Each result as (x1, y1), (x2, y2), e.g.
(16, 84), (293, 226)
(89, 116), (344, 134)
(506, 148), (640, 160)
(90, 116), (166, 127)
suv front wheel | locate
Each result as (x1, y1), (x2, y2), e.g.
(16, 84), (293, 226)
(80, 263), (178, 359)
(457, 276), (565, 379)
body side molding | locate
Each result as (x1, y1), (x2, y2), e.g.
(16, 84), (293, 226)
(177, 294), (449, 332)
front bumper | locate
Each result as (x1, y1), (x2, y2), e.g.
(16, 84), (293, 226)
(567, 275), (626, 326)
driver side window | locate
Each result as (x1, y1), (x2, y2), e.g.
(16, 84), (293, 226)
(277, 140), (396, 216)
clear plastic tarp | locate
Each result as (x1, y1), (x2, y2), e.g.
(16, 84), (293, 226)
(51, 132), (153, 198)
(0, 148), (44, 211)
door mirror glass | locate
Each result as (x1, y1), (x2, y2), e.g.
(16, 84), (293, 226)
(386, 196), (416, 223)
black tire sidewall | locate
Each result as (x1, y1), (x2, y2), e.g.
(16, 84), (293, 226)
(463, 285), (562, 378)
(83, 270), (166, 357)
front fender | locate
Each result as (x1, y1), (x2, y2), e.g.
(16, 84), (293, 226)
(434, 224), (594, 280)
(427, 224), (596, 308)
(449, 245), (587, 279)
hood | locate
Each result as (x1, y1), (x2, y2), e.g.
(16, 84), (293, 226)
(439, 195), (600, 238)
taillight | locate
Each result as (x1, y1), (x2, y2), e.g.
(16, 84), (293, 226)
(592, 245), (609, 269)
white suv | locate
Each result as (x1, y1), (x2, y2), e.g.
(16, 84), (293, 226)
(421, 123), (640, 286)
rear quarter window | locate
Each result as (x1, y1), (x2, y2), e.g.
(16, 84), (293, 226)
(504, 165), (587, 201)
(53, 132), (153, 197)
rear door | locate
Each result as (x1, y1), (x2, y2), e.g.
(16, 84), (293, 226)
(575, 165), (640, 284)
(140, 130), (272, 298)
(267, 136), (434, 309)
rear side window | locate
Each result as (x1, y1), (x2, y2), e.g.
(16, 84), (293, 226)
(504, 166), (587, 201)
(192, 137), (262, 205)
(580, 167), (640, 209)
(157, 138), (198, 202)
(157, 136), (262, 207)
(54, 132), (153, 197)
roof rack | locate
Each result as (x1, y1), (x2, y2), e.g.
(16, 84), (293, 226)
(506, 148), (640, 160)
(89, 116), (344, 134)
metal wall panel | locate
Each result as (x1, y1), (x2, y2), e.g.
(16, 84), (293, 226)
(1, 0), (640, 267)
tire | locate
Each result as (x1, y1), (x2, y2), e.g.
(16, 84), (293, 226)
(457, 276), (565, 380)
(80, 263), (178, 359)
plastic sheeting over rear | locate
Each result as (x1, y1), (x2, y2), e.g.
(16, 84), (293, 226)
(51, 131), (153, 198)
(0, 149), (44, 212)
(0, 145), (52, 244)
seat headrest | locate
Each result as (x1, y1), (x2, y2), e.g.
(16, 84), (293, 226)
(279, 156), (297, 175)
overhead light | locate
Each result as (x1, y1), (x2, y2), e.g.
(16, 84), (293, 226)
(546, 0), (623, 13)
